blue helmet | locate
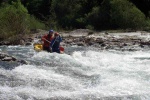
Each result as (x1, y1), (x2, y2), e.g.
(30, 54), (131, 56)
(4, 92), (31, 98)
(49, 30), (54, 33)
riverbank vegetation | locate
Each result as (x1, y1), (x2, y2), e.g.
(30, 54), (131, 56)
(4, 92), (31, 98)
(0, 1), (45, 41)
(0, 0), (150, 41)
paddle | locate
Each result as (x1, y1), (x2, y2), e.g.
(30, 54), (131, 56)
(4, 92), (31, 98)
(34, 43), (43, 51)
(43, 38), (51, 43)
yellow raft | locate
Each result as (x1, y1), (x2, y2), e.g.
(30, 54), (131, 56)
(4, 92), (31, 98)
(33, 43), (64, 53)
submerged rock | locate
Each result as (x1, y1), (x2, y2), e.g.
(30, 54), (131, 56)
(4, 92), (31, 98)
(1, 56), (16, 61)
(0, 52), (28, 69)
(0, 52), (16, 61)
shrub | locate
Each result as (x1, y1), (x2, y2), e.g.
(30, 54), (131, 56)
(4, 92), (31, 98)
(0, 0), (45, 41)
(28, 15), (45, 30)
(110, 0), (146, 29)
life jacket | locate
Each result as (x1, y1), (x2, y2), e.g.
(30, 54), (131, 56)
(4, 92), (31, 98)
(41, 34), (53, 47)
(50, 35), (62, 53)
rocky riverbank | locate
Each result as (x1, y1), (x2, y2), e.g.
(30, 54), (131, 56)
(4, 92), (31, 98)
(1, 29), (150, 64)
(60, 29), (150, 51)
(21, 29), (150, 51)
(1, 29), (150, 51)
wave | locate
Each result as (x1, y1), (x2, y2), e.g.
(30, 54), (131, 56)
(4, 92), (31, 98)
(0, 46), (150, 99)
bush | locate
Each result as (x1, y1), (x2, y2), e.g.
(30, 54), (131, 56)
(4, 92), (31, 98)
(0, 0), (45, 41)
(28, 15), (45, 30)
(0, 1), (28, 38)
(110, 0), (146, 29)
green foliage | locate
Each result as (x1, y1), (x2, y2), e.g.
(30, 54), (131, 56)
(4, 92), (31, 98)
(50, 0), (82, 29)
(49, 0), (149, 30)
(49, 0), (103, 30)
(143, 18), (150, 31)
(86, 25), (94, 30)
(110, 0), (146, 29)
(24, 0), (51, 19)
(0, 1), (28, 40)
(0, 0), (150, 32)
(28, 15), (45, 30)
(0, 0), (45, 40)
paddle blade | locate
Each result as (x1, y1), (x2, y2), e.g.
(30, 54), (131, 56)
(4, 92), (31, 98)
(59, 46), (64, 52)
(34, 44), (43, 51)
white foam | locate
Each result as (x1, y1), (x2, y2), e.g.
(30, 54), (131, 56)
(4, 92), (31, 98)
(1, 47), (150, 99)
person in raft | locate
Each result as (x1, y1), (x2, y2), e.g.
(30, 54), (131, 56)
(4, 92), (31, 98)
(49, 32), (62, 53)
(41, 30), (54, 52)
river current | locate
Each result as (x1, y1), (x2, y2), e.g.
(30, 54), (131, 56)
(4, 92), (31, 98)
(0, 44), (150, 100)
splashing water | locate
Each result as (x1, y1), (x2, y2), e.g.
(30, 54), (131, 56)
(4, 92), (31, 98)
(0, 45), (150, 100)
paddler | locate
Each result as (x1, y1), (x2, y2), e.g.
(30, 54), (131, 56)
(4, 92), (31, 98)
(50, 32), (62, 53)
(41, 30), (54, 52)
(41, 30), (63, 53)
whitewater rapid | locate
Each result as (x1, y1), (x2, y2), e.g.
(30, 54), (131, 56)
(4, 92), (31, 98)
(0, 45), (150, 100)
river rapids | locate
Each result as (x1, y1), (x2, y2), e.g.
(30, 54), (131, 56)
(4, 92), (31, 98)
(0, 44), (150, 100)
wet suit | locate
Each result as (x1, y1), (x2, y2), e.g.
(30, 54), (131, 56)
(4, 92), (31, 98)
(50, 36), (62, 53)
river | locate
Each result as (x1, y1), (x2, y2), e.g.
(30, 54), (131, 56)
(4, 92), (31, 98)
(0, 43), (150, 99)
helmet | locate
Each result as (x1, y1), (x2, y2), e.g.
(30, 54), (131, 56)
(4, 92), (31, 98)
(55, 32), (59, 36)
(49, 30), (54, 33)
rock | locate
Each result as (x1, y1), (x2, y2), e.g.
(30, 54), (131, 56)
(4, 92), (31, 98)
(0, 52), (17, 62)
(25, 42), (32, 45)
(27, 38), (34, 42)
(1, 29), (150, 51)
(60, 42), (67, 46)
(140, 41), (150, 45)
(95, 38), (104, 44)
(20, 40), (25, 45)
(76, 42), (86, 46)
(65, 39), (74, 44)
(101, 43), (106, 47)
(104, 32), (109, 35)
(0, 41), (11, 45)
(0, 52), (10, 59)
(17, 60), (28, 64)
(69, 29), (90, 34)
(2, 57), (16, 61)
(0, 52), (28, 65)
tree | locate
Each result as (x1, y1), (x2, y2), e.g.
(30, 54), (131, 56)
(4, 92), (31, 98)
(0, 0), (45, 40)
(21, 0), (51, 20)
(110, 0), (146, 29)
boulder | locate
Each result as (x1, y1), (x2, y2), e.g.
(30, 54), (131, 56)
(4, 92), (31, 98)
(0, 52), (28, 65)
